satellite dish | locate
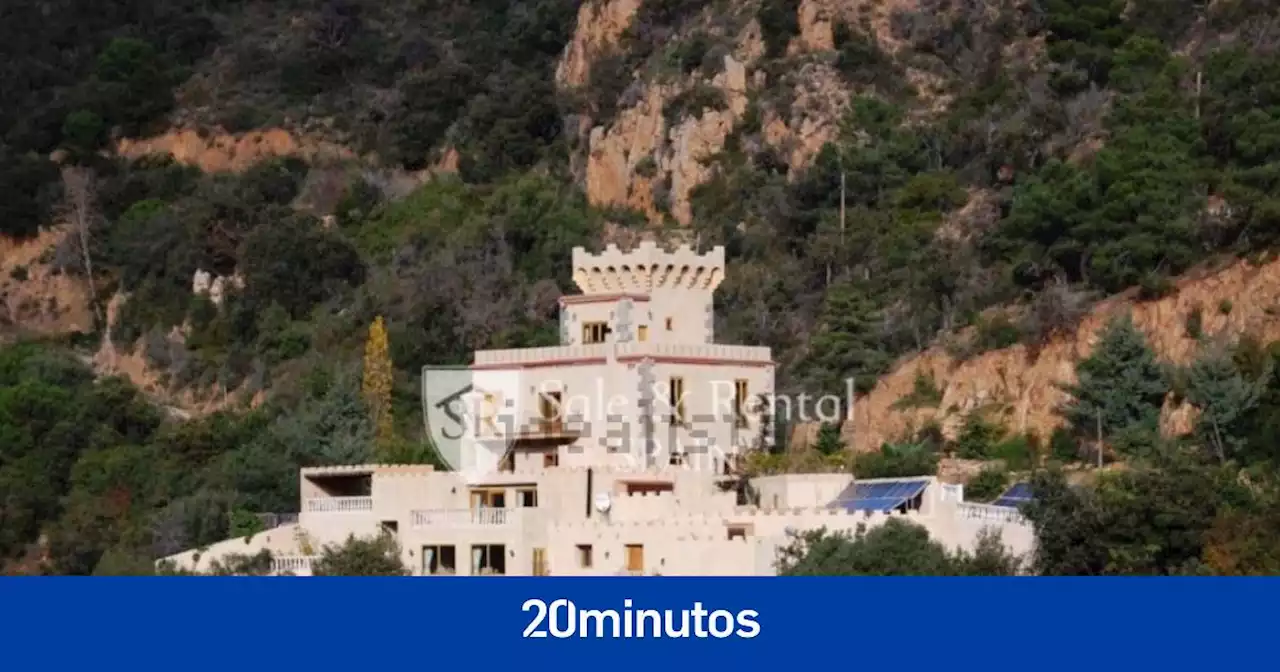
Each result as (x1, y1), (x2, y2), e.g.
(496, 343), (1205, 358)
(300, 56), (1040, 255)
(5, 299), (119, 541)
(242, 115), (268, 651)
(593, 492), (613, 514)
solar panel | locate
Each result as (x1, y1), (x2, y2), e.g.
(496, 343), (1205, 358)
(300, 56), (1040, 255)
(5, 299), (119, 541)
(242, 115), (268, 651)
(831, 478), (930, 512)
(991, 482), (1033, 508)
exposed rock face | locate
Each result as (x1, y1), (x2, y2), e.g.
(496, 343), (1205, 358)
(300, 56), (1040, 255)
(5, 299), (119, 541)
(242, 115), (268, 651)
(0, 228), (94, 339)
(845, 257), (1280, 452)
(760, 59), (849, 172)
(577, 18), (760, 224)
(115, 128), (355, 173)
(192, 269), (245, 307)
(556, 0), (643, 89)
(560, 0), (927, 222)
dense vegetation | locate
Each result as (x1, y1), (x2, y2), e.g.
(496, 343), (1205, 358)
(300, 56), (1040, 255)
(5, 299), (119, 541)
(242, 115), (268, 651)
(6, 0), (1280, 573)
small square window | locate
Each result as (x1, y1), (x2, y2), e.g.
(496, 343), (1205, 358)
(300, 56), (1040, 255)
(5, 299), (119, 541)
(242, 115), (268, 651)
(577, 544), (593, 568)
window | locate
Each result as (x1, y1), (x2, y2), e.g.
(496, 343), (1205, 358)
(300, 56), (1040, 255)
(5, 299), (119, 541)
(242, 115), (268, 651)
(472, 544), (506, 575)
(665, 317), (673, 331)
(668, 377), (685, 425)
(423, 545), (457, 575)
(727, 526), (747, 541)
(577, 544), (593, 568)
(470, 488), (506, 509)
(380, 520), (399, 535)
(532, 548), (548, 576)
(481, 392), (499, 432)
(517, 487), (538, 508)
(582, 321), (610, 344)
(638, 325), (649, 342)
(539, 391), (563, 432)
(626, 544), (644, 572)
(734, 379), (749, 428)
(669, 450), (684, 466)
(543, 451), (559, 468)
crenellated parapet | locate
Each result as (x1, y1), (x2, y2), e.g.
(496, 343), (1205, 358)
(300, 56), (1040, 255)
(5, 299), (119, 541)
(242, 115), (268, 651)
(572, 241), (725, 295)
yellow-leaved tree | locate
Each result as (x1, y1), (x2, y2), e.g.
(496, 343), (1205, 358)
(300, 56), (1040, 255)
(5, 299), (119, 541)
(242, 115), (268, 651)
(362, 315), (395, 455)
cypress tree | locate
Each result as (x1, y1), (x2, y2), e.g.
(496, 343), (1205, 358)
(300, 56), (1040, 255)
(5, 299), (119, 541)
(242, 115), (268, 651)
(362, 315), (396, 456)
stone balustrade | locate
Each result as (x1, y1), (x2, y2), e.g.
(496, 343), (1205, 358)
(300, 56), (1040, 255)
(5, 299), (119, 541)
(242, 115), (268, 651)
(304, 496), (373, 513)
(271, 555), (318, 575)
(410, 508), (513, 528)
(957, 502), (1026, 525)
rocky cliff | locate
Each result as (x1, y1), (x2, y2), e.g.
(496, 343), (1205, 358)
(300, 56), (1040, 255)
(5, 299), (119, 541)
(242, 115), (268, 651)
(846, 256), (1280, 452)
(559, 0), (920, 224)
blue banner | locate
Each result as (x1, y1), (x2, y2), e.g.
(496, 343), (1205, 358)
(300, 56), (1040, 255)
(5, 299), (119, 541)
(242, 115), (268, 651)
(2, 578), (1268, 670)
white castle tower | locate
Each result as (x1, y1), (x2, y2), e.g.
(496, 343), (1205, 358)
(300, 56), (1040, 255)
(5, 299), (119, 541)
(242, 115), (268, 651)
(568, 241), (725, 345)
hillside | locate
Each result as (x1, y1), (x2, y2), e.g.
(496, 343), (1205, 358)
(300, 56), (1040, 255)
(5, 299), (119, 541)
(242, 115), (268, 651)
(6, 0), (1280, 574)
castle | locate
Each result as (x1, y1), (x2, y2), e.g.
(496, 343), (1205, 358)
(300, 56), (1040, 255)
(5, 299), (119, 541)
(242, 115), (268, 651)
(160, 242), (1034, 575)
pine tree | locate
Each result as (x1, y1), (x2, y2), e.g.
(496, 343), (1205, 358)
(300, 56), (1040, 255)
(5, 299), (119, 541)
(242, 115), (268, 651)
(362, 316), (395, 455)
(806, 281), (889, 397)
(1184, 340), (1270, 462)
(813, 422), (845, 456)
(1059, 314), (1168, 445)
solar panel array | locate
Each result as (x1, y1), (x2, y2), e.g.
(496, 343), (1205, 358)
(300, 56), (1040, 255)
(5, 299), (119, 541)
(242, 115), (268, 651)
(832, 478), (930, 512)
(992, 482), (1033, 508)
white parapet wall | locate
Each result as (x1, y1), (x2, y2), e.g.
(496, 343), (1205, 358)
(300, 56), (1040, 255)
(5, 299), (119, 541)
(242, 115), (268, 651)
(571, 242), (725, 295)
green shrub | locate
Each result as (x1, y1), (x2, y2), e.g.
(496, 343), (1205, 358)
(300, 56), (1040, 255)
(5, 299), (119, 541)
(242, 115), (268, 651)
(952, 413), (1005, 459)
(1185, 306), (1203, 339)
(1049, 426), (1080, 463)
(965, 466), (1008, 503)
(891, 371), (944, 409)
(854, 442), (940, 478)
(990, 433), (1037, 471)
(662, 83), (728, 126)
(635, 155), (659, 178)
(757, 0), (801, 58)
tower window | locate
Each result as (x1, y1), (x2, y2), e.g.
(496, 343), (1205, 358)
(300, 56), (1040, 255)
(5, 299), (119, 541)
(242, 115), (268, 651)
(665, 317), (673, 331)
(583, 322), (610, 344)
(668, 377), (685, 425)
(734, 379), (749, 427)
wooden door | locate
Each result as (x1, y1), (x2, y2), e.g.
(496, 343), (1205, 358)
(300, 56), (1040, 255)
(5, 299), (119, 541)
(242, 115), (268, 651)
(625, 544), (644, 572)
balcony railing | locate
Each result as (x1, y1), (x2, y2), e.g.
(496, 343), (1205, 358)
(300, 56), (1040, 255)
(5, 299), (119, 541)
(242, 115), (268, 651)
(472, 342), (772, 367)
(271, 555), (318, 575)
(410, 508), (513, 528)
(304, 496), (373, 513)
(957, 502), (1026, 525)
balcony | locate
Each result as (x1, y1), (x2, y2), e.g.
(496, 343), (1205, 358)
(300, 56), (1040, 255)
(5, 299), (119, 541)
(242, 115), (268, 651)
(471, 342), (772, 368)
(410, 508), (514, 528)
(957, 502), (1026, 525)
(271, 555), (318, 576)
(304, 496), (373, 513)
(474, 344), (609, 367)
(614, 342), (772, 363)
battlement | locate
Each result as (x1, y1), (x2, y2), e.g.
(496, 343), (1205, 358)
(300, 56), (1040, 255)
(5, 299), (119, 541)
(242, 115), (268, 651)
(571, 241), (724, 295)
(302, 464), (437, 477)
